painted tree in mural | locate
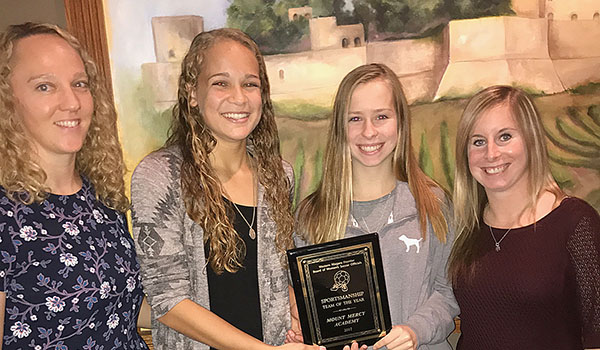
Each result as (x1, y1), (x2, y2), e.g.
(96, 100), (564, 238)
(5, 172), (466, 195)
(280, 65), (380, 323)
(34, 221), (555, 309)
(228, 0), (513, 53)
(544, 104), (600, 207)
(351, 0), (513, 39)
(227, 0), (309, 54)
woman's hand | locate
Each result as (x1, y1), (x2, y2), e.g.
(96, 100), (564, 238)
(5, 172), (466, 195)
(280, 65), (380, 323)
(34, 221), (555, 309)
(285, 329), (304, 344)
(342, 341), (368, 350)
(373, 325), (417, 350)
(277, 344), (325, 350)
(287, 286), (304, 344)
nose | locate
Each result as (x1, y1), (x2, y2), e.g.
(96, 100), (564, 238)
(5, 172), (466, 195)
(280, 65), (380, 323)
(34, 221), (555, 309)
(228, 85), (247, 105)
(361, 119), (378, 138)
(59, 87), (81, 112)
(485, 141), (500, 160)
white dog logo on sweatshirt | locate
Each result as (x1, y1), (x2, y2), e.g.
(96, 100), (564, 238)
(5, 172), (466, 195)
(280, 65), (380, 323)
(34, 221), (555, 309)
(399, 234), (422, 253)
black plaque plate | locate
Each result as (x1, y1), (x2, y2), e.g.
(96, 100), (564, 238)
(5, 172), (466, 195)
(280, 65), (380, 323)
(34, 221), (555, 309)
(287, 233), (391, 350)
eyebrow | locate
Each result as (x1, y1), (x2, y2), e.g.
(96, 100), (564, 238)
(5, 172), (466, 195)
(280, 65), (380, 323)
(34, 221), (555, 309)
(27, 73), (54, 83)
(470, 127), (518, 138)
(348, 107), (394, 114)
(208, 72), (260, 80)
(27, 71), (88, 83)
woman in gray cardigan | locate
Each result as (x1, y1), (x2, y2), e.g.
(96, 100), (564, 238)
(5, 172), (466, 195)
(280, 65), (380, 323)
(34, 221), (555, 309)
(131, 28), (322, 350)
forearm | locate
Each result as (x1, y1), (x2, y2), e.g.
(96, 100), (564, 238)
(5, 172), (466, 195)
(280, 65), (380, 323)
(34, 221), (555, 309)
(158, 298), (272, 350)
(407, 260), (459, 343)
(0, 291), (5, 350)
(137, 295), (151, 329)
(289, 285), (300, 331)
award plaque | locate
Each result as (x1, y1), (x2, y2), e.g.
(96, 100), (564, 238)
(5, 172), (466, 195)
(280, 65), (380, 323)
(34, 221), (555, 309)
(287, 233), (391, 350)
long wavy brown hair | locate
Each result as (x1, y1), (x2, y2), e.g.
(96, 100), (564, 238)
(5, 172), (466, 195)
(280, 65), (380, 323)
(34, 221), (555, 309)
(297, 63), (448, 245)
(448, 85), (564, 281)
(0, 22), (128, 212)
(166, 28), (294, 274)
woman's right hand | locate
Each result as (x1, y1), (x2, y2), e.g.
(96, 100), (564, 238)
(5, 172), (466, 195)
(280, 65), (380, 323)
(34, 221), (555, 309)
(277, 344), (325, 350)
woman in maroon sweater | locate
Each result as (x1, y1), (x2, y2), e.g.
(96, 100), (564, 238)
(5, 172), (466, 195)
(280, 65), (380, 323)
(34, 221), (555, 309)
(448, 85), (600, 350)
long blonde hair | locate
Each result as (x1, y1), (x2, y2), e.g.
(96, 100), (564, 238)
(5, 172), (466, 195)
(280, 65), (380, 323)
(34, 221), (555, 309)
(167, 28), (294, 274)
(449, 85), (564, 280)
(297, 63), (448, 244)
(0, 22), (129, 212)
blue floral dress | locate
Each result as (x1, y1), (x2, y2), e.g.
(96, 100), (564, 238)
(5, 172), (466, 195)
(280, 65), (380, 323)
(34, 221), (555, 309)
(0, 178), (148, 350)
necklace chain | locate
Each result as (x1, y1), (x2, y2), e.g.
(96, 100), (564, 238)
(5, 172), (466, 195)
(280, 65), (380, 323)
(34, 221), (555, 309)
(232, 201), (256, 240)
(229, 167), (257, 240)
(488, 225), (512, 252)
(352, 190), (394, 234)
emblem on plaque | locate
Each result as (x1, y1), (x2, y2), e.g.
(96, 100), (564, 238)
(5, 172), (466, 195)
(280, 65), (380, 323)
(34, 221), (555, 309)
(330, 270), (351, 292)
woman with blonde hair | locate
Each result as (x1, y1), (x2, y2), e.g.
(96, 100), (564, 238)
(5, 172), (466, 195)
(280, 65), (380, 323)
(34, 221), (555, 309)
(449, 85), (600, 349)
(0, 22), (148, 349)
(294, 63), (458, 350)
(131, 28), (322, 350)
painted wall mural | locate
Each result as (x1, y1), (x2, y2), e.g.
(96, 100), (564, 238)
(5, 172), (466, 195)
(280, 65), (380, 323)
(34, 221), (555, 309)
(104, 0), (600, 211)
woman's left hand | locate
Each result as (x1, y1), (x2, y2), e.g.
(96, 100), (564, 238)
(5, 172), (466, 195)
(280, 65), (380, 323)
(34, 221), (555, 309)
(342, 340), (368, 350)
(373, 325), (417, 350)
(286, 285), (304, 344)
(285, 329), (304, 344)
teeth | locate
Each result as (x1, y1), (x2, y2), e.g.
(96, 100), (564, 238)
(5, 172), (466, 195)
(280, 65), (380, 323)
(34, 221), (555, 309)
(55, 120), (80, 128)
(222, 113), (249, 120)
(359, 144), (382, 152)
(485, 165), (506, 174)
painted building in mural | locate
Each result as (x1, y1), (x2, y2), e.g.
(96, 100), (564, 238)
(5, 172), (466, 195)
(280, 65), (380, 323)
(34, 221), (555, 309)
(288, 6), (312, 21)
(141, 0), (600, 108)
(510, 0), (600, 20)
(437, 0), (600, 98)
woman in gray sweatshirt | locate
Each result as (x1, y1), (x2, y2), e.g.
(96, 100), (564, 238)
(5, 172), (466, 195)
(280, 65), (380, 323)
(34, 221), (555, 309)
(294, 63), (459, 350)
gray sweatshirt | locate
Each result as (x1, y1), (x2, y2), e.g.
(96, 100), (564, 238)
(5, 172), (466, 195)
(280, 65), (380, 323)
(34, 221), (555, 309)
(297, 181), (459, 350)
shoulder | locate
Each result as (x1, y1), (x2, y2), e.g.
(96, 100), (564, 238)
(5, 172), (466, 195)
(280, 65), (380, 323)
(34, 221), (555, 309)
(430, 185), (452, 213)
(281, 159), (294, 183)
(131, 146), (183, 202)
(556, 197), (598, 220)
(557, 197), (600, 227)
(392, 181), (450, 207)
(132, 146), (182, 182)
(393, 181), (412, 199)
(0, 186), (11, 204)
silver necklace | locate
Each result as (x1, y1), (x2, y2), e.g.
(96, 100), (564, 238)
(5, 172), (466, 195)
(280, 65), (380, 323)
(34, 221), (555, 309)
(232, 201), (256, 239)
(351, 190), (394, 234)
(489, 225), (512, 252)
(358, 215), (386, 234)
(230, 170), (257, 240)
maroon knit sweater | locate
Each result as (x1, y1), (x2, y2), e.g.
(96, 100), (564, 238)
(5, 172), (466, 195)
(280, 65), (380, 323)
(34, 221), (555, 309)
(453, 197), (600, 350)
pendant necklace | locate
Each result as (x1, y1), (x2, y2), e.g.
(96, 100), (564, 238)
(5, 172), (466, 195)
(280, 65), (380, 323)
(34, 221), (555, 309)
(230, 169), (257, 240)
(351, 190), (394, 234)
(489, 225), (512, 252)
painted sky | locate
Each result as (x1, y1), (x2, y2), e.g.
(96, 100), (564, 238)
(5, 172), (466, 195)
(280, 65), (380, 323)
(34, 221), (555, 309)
(105, 0), (228, 72)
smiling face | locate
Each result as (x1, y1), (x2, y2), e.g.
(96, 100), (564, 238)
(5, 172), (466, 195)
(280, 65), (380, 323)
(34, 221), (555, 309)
(9, 34), (93, 162)
(346, 79), (398, 174)
(468, 103), (529, 195)
(190, 39), (262, 145)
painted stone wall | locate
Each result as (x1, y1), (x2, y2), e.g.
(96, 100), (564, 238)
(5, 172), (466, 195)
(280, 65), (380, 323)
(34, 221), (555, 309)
(435, 16), (563, 98)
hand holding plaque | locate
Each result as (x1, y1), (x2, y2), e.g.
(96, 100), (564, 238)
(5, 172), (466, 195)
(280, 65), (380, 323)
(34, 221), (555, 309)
(287, 234), (392, 350)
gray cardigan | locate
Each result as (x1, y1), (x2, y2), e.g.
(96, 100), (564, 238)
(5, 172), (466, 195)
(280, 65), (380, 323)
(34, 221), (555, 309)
(296, 181), (459, 350)
(131, 146), (293, 350)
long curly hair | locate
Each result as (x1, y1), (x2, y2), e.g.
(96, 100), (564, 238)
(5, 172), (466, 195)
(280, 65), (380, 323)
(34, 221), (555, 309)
(166, 28), (294, 274)
(448, 85), (564, 281)
(0, 22), (128, 212)
(297, 63), (448, 245)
